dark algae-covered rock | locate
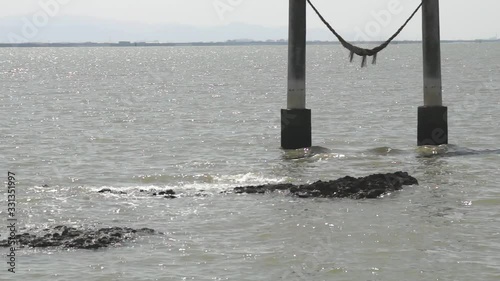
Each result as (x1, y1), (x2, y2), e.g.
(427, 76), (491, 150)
(233, 171), (418, 199)
(0, 225), (161, 250)
(94, 172), (417, 200)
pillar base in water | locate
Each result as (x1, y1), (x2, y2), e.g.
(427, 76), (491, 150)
(417, 106), (448, 146)
(281, 109), (312, 149)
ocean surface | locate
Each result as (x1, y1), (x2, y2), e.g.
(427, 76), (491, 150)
(0, 43), (499, 281)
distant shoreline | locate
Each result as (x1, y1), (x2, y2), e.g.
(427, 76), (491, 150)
(0, 39), (499, 48)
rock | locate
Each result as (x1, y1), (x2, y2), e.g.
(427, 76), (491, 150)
(141, 189), (177, 198)
(0, 225), (160, 250)
(234, 183), (295, 195)
(97, 188), (177, 198)
(98, 188), (127, 195)
(150, 189), (176, 196)
(233, 171), (418, 199)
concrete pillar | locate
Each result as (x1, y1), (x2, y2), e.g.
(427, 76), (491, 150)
(281, 0), (312, 149)
(418, 0), (448, 146)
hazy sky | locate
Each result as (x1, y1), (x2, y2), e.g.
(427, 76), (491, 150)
(2, 0), (500, 40)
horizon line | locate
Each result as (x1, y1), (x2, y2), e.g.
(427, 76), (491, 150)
(1, 38), (499, 48)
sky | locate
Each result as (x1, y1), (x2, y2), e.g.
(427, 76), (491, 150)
(2, 0), (500, 41)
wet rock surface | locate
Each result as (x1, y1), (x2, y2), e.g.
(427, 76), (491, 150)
(98, 188), (177, 199)
(0, 225), (160, 249)
(98, 188), (127, 195)
(95, 172), (417, 200)
(233, 171), (418, 199)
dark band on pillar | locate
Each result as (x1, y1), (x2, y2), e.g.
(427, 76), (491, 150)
(281, 109), (312, 149)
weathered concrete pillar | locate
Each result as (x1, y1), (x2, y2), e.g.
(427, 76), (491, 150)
(281, 0), (312, 149)
(418, 0), (448, 146)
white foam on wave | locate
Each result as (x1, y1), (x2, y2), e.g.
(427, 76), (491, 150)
(40, 172), (288, 197)
(213, 172), (287, 185)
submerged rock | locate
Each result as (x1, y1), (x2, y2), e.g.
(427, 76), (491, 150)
(143, 189), (177, 199)
(150, 189), (176, 197)
(98, 188), (127, 195)
(97, 188), (177, 198)
(233, 171), (418, 199)
(0, 225), (160, 250)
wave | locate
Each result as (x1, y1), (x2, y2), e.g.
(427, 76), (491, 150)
(281, 146), (346, 161)
(416, 144), (500, 158)
(365, 146), (407, 156)
(31, 172), (288, 197)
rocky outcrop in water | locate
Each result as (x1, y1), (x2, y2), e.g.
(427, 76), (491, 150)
(95, 172), (417, 200)
(98, 188), (177, 199)
(233, 171), (418, 199)
(0, 226), (160, 250)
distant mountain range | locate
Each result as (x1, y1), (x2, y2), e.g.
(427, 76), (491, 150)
(1, 16), (342, 43)
(2, 16), (497, 45)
